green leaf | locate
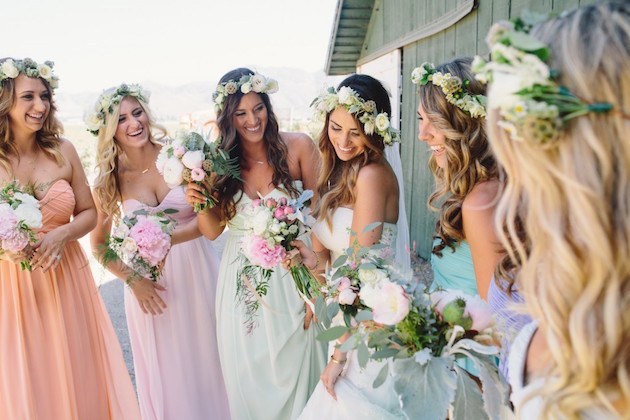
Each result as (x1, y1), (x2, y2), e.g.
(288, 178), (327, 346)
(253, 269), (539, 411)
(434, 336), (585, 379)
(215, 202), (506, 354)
(474, 356), (512, 420)
(332, 254), (348, 268)
(358, 262), (376, 270)
(452, 365), (488, 420)
(355, 309), (373, 322)
(372, 362), (389, 388)
(162, 208), (179, 214)
(357, 341), (369, 368)
(339, 336), (358, 352)
(507, 31), (549, 61)
(316, 325), (348, 342)
(326, 301), (340, 322)
(370, 347), (399, 360)
(315, 296), (328, 327)
(362, 221), (383, 233)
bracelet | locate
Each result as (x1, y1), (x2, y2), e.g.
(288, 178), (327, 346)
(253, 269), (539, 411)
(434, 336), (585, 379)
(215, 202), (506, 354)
(330, 354), (347, 365)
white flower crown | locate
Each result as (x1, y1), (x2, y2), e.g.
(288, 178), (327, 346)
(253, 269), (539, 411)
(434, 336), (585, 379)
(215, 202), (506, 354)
(212, 73), (279, 113)
(310, 86), (399, 146)
(85, 83), (151, 136)
(411, 62), (487, 119)
(0, 58), (59, 90)
(472, 16), (620, 147)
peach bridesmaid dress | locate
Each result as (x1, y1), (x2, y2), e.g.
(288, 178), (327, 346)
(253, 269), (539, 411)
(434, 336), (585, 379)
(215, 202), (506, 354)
(0, 180), (140, 420)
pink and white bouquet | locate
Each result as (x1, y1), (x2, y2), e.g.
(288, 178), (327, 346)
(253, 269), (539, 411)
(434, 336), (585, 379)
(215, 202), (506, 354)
(103, 208), (177, 282)
(156, 130), (240, 212)
(236, 190), (318, 332)
(0, 181), (42, 270)
(315, 243), (510, 419)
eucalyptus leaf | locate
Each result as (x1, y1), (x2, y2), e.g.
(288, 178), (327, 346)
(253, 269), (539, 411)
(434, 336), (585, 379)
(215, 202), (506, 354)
(372, 362), (389, 388)
(316, 325), (348, 342)
(355, 309), (373, 322)
(339, 335), (358, 352)
(332, 254), (348, 268)
(314, 296), (328, 327)
(370, 347), (400, 360)
(162, 208), (179, 214)
(326, 301), (340, 322)
(357, 341), (369, 368)
(358, 262), (376, 270)
(362, 221), (383, 233)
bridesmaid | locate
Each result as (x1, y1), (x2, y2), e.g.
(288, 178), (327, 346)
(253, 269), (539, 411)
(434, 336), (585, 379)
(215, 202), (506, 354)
(89, 83), (229, 420)
(0, 58), (140, 419)
(185, 68), (326, 420)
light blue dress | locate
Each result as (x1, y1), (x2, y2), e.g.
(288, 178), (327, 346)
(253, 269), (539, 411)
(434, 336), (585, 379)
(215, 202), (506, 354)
(430, 239), (478, 296)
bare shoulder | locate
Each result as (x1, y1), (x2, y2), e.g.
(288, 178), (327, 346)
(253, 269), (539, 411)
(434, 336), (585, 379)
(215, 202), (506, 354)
(462, 179), (500, 211)
(58, 137), (78, 154)
(281, 131), (315, 150)
(356, 161), (397, 190)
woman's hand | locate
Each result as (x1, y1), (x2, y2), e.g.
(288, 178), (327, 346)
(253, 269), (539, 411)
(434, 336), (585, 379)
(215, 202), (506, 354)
(31, 228), (68, 272)
(129, 277), (167, 315)
(303, 301), (317, 330)
(185, 181), (208, 208)
(282, 240), (317, 271)
(320, 355), (346, 400)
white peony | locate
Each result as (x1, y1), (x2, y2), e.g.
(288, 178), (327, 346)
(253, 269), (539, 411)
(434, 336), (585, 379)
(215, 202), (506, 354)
(338, 288), (358, 305)
(487, 71), (522, 111)
(337, 86), (355, 105)
(369, 281), (409, 325)
(162, 157), (185, 187)
(14, 192), (38, 207)
(250, 74), (267, 93)
(358, 282), (380, 308)
(85, 113), (102, 132)
(374, 113), (390, 132)
(241, 82), (252, 94)
(181, 150), (205, 169)
(250, 208), (272, 236)
(358, 267), (389, 287)
(1, 59), (19, 78)
(15, 203), (42, 228)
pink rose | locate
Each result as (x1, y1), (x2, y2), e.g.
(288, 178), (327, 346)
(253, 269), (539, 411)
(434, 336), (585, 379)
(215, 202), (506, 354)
(370, 282), (409, 325)
(265, 198), (277, 209)
(338, 288), (358, 305)
(128, 218), (171, 266)
(338, 277), (351, 291)
(173, 146), (186, 157)
(190, 167), (206, 182)
(283, 206), (294, 215)
(278, 197), (287, 206)
(273, 207), (286, 221)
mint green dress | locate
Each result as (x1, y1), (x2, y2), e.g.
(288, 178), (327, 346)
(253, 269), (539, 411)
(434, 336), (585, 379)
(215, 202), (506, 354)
(430, 239), (478, 296)
(215, 183), (326, 420)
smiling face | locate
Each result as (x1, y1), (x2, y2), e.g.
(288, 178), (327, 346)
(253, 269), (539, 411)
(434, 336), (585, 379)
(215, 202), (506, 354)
(232, 92), (268, 144)
(8, 74), (51, 139)
(328, 107), (367, 161)
(417, 102), (447, 169)
(114, 96), (150, 149)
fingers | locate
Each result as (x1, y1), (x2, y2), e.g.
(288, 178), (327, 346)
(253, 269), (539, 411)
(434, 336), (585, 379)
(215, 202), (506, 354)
(153, 283), (167, 291)
(31, 248), (62, 272)
(303, 303), (314, 330)
(185, 183), (208, 206)
(320, 373), (338, 400)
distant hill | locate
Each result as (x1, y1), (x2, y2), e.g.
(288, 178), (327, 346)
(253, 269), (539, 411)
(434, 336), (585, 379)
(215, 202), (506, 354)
(56, 67), (344, 126)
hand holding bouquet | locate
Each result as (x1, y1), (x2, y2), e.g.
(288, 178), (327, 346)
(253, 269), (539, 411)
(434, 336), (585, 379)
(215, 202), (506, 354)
(236, 190), (318, 333)
(156, 131), (240, 212)
(102, 209), (177, 283)
(0, 181), (42, 270)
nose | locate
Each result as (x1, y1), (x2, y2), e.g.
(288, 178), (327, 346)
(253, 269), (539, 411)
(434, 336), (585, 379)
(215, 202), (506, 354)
(246, 111), (259, 126)
(418, 121), (431, 143)
(337, 131), (351, 147)
(33, 95), (47, 112)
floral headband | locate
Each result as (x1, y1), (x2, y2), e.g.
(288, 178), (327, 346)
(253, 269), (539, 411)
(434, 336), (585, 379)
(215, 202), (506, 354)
(85, 83), (150, 136)
(212, 73), (279, 113)
(311, 86), (399, 146)
(472, 16), (619, 147)
(0, 58), (59, 89)
(411, 62), (487, 118)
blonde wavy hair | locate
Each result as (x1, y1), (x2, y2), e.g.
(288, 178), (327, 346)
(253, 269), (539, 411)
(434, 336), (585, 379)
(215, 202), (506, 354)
(417, 57), (497, 255)
(313, 74), (389, 227)
(489, 2), (630, 417)
(0, 73), (64, 175)
(92, 96), (166, 221)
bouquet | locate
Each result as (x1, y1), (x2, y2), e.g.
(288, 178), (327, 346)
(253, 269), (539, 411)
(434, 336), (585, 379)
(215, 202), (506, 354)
(156, 130), (240, 212)
(236, 190), (319, 333)
(0, 181), (43, 270)
(102, 209), (177, 282)
(314, 244), (511, 420)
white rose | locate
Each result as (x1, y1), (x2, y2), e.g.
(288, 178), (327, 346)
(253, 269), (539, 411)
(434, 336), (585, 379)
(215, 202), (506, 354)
(85, 113), (102, 132)
(14, 192), (38, 207)
(162, 157), (185, 187)
(370, 281), (409, 325)
(266, 79), (279, 94)
(337, 86), (355, 105)
(250, 209), (272, 236)
(269, 221), (282, 234)
(488, 72), (521, 111)
(181, 150), (205, 169)
(374, 113), (390, 132)
(241, 82), (252, 94)
(358, 283), (380, 308)
(112, 223), (130, 239)
(120, 237), (138, 258)
(15, 203), (42, 228)
(358, 267), (388, 287)
(250, 74), (266, 93)
(363, 119), (375, 135)
(468, 101), (487, 118)
(38, 64), (52, 80)
(1, 59), (19, 78)
(338, 288), (357, 305)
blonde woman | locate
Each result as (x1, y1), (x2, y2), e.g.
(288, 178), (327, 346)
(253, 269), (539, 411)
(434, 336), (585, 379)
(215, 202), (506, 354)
(481, 2), (630, 417)
(89, 84), (229, 420)
(0, 59), (140, 419)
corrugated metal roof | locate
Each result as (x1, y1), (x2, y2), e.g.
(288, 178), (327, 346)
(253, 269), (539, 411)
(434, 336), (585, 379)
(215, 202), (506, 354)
(325, 0), (374, 75)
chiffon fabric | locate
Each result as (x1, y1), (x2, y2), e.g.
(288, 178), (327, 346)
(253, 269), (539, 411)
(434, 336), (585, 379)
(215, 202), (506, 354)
(0, 179), (140, 420)
(299, 207), (404, 419)
(215, 182), (326, 420)
(122, 186), (229, 420)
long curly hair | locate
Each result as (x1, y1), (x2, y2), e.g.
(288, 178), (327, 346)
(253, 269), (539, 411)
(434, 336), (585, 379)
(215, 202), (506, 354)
(92, 95), (166, 221)
(417, 57), (497, 256)
(0, 72), (64, 175)
(213, 67), (298, 223)
(313, 74), (390, 228)
(489, 3), (630, 417)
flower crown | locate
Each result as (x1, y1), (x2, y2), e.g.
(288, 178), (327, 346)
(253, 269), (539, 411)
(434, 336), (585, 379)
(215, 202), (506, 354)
(472, 16), (617, 147)
(0, 58), (59, 90)
(85, 83), (150, 136)
(212, 73), (279, 113)
(310, 86), (399, 146)
(411, 62), (487, 118)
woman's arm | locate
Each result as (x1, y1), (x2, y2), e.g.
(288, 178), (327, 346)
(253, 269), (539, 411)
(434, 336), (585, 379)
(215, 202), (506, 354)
(462, 180), (503, 300)
(350, 164), (391, 248)
(185, 181), (226, 240)
(171, 217), (202, 245)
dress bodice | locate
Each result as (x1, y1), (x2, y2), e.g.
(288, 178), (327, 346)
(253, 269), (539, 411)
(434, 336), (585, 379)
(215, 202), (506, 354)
(37, 179), (75, 234)
(122, 186), (194, 225)
(228, 181), (303, 232)
(430, 239), (478, 296)
(312, 207), (398, 262)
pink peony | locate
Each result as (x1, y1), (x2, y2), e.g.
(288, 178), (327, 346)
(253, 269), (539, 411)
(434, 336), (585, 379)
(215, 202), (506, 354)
(128, 218), (171, 266)
(370, 282), (410, 325)
(190, 167), (206, 182)
(244, 235), (286, 269)
(0, 208), (29, 252)
(173, 145), (186, 157)
(338, 288), (358, 305)
(338, 277), (351, 291)
(2, 231), (29, 253)
(273, 207), (286, 221)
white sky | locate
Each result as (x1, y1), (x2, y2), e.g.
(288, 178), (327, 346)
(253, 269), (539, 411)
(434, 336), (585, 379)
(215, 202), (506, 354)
(3, 0), (339, 94)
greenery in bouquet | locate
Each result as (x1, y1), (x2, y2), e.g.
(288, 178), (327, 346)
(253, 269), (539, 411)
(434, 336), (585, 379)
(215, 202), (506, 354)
(101, 208), (177, 283)
(236, 190), (319, 334)
(156, 131), (240, 212)
(0, 181), (43, 270)
(314, 238), (511, 419)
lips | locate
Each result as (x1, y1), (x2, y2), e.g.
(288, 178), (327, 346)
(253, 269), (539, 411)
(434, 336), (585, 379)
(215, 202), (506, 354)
(337, 144), (354, 153)
(26, 113), (44, 121)
(246, 125), (261, 132)
(128, 127), (144, 137)
(429, 145), (446, 154)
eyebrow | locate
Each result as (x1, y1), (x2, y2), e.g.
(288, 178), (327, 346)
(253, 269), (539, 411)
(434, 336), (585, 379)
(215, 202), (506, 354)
(329, 118), (360, 131)
(17, 89), (48, 95)
(119, 106), (143, 117)
(236, 101), (264, 112)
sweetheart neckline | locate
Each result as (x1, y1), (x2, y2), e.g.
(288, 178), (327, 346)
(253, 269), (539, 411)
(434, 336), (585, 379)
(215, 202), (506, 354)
(122, 187), (180, 209)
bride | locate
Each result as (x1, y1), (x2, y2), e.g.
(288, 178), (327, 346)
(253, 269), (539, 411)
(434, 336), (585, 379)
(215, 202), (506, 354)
(289, 74), (407, 419)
